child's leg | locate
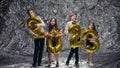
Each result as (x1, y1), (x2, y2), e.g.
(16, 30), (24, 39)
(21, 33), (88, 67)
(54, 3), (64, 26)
(54, 54), (59, 67)
(87, 53), (90, 62)
(48, 52), (52, 64)
(66, 48), (74, 65)
(91, 53), (94, 63)
(75, 47), (79, 65)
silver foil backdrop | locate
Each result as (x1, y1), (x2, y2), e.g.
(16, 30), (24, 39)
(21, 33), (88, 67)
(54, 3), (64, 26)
(0, 0), (120, 68)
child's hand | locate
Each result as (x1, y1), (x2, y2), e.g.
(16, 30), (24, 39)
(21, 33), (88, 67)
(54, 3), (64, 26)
(93, 36), (98, 39)
(34, 34), (39, 38)
(49, 34), (54, 38)
(55, 35), (60, 38)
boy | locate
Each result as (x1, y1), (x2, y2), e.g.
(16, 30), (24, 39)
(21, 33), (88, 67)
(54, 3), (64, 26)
(27, 9), (46, 67)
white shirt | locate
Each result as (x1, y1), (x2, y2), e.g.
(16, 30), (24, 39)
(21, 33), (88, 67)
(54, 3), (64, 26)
(64, 21), (79, 40)
(64, 21), (79, 34)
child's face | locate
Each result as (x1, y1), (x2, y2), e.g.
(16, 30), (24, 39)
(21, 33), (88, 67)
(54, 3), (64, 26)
(50, 19), (56, 26)
(88, 23), (94, 30)
(71, 15), (77, 22)
(29, 10), (35, 17)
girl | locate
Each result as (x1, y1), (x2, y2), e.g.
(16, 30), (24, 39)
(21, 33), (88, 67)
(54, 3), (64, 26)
(85, 22), (99, 66)
(46, 18), (63, 67)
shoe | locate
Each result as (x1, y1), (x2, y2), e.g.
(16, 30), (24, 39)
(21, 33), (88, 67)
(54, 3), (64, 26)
(48, 64), (51, 67)
(38, 64), (41, 66)
(45, 64), (51, 67)
(65, 63), (69, 66)
(89, 62), (94, 66)
(87, 61), (90, 65)
(32, 64), (36, 67)
(88, 61), (94, 66)
(56, 63), (59, 67)
(75, 64), (79, 67)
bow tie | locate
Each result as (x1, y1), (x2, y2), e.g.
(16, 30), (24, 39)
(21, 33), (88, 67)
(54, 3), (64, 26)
(72, 21), (76, 24)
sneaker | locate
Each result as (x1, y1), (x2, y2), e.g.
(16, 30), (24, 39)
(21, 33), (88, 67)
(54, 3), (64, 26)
(89, 62), (94, 66)
(32, 64), (36, 67)
(45, 64), (51, 67)
(65, 63), (69, 66)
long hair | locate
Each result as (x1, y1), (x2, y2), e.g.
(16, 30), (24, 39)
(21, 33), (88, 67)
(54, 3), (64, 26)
(48, 18), (58, 32)
(88, 22), (97, 32)
(88, 22), (98, 38)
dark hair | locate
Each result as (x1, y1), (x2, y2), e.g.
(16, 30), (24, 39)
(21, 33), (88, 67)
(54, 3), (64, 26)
(88, 22), (97, 31)
(48, 18), (58, 32)
(27, 8), (34, 14)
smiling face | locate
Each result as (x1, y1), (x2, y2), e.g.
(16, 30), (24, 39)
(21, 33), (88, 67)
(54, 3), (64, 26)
(71, 14), (77, 22)
(28, 10), (35, 17)
(70, 12), (77, 22)
(48, 18), (58, 31)
(88, 23), (94, 30)
(50, 18), (56, 26)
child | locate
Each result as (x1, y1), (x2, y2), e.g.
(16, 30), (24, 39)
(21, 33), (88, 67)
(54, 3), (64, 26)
(27, 8), (46, 67)
(46, 18), (63, 67)
(64, 12), (82, 67)
(85, 22), (99, 66)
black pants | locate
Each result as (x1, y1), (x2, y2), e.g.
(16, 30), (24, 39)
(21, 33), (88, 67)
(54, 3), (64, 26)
(66, 47), (79, 65)
(33, 38), (45, 65)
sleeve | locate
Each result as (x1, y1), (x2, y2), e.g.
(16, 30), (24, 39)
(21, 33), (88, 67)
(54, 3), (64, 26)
(36, 16), (46, 27)
(28, 29), (35, 35)
(59, 29), (63, 36)
(64, 22), (69, 34)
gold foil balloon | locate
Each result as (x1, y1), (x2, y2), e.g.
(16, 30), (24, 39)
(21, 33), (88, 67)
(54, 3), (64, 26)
(68, 24), (84, 48)
(82, 29), (100, 53)
(86, 40), (100, 53)
(47, 29), (62, 54)
(27, 16), (45, 39)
